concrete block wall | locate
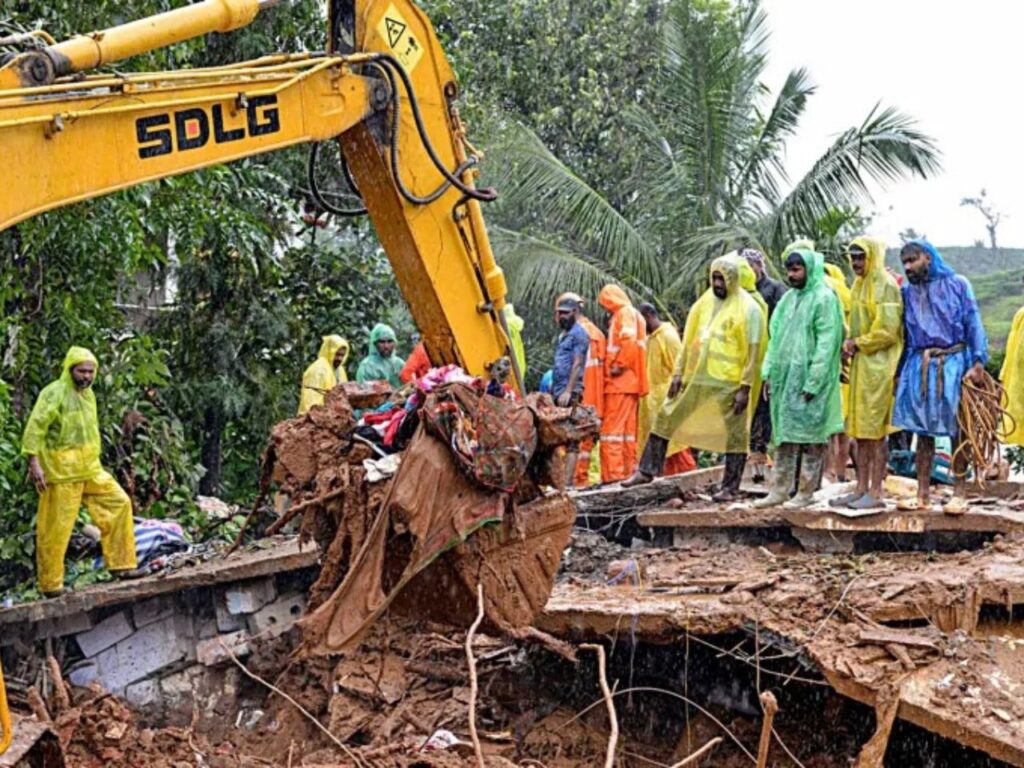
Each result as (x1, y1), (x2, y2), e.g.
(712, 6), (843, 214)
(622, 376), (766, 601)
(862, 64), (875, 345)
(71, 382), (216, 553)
(59, 571), (311, 723)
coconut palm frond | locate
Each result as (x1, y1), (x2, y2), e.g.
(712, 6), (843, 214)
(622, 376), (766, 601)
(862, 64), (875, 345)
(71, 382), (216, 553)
(735, 67), (815, 208)
(489, 124), (662, 289)
(491, 227), (640, 309)
(764, 104), (942, 254)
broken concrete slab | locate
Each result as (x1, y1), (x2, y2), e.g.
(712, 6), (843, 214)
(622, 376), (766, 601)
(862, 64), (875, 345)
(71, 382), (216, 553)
(540, 533), (1024, 766)
(0, 537), (319, 637)
(571, 466), (724, 516)
(0, 714), (63, 768)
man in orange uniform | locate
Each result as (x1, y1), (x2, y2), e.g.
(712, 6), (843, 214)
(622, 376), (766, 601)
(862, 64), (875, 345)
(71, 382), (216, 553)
(598, 285), (648, 482)
(555, 292), (605, 487)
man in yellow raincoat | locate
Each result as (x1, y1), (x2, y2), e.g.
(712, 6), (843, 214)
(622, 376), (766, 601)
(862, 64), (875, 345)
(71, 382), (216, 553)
(1001, 274), (1024, 447)
(637, 303), (695, 477)
(823, 261), (854, 483)
(21, 347), (137, 597)
(830, 237), (903, 510)
(626, 257), (766, 501)
(299, 335), (349, 414)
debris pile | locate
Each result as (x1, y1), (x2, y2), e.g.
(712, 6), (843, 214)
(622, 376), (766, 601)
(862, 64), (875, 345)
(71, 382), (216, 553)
(264, 376), (599, 655)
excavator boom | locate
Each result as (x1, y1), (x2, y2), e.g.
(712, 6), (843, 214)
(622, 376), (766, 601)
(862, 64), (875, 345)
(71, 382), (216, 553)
(0, 0), (517, 386)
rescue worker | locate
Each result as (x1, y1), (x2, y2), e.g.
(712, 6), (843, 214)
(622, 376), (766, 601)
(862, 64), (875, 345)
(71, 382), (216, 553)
(556, 292), (606, 487)
(1001, 274), (1024, 447)
(22, 347), (137, 597)
(831, 237), (903, 509)
(503, 303), (527, 382)
(627, 257), (765, 501)
(356, 323), (405, 387)
(823, 262), (854, 483)
(299, 334), (348, 415)
(551, 294), (591, 483)
(598, 285), (648, 483)
(894, 240), (988, 514)
(735, 256), (770, 483)
(637, 303), (695, 476)
(400, 338), (431, 384)
(743, 248), (787, 314)
(743, 248), (785, 481)
(754, 247), (844, 508)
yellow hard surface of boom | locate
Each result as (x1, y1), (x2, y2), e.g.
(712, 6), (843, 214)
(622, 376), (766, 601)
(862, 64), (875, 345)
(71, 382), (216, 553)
(0, 0), (516, 387)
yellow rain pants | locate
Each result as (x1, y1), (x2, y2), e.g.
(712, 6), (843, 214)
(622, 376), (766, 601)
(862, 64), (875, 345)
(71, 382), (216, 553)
(37, 470), (137, 594)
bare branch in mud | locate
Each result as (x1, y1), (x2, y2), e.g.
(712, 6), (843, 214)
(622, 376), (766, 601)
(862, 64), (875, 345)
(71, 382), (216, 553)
(671, 736), (723, 767)
(466, 583), (486, 768)
(580, 643), (618, 768)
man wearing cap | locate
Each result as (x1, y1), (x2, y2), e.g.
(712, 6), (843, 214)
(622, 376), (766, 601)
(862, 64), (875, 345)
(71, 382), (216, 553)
(551, 294), (591, 482)
(556, 292), (606, 487)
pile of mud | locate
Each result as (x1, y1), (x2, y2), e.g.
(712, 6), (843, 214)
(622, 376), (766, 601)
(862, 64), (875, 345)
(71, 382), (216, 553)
(263, 380), (598, 656)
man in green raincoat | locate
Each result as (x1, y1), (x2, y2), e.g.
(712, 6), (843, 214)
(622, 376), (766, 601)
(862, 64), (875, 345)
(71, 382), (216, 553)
(754, 248), (845, 508)
(356, 324), (405, 387)
(21, 347), (137, 596)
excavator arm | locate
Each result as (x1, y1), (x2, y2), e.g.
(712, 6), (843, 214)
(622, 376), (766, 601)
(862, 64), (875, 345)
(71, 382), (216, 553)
(0, 0), (518, 388)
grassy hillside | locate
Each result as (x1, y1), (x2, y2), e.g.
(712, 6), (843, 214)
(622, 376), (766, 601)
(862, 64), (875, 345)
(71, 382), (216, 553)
(879, 246), (1021, 352)
(885, 246), (1023, 277)
(972, 269), (1022, 351)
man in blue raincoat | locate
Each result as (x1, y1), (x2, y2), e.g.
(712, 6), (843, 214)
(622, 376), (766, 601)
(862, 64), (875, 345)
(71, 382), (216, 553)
(894, 240), (988, 514)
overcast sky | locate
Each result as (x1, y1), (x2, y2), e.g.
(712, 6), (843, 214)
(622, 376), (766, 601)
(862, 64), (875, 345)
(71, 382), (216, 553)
(760, 0), (1024, 248)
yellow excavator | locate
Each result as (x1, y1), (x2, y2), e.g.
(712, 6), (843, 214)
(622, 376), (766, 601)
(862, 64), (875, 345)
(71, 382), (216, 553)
(0, 0), (520, 389)
(0, 0), (571, 757)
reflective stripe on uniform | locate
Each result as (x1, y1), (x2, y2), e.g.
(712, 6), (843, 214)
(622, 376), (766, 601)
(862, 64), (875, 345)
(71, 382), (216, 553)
(600, 434), (636, 443)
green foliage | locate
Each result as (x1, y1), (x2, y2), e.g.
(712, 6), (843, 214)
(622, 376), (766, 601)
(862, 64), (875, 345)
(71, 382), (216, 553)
(475, 0), (939, 348)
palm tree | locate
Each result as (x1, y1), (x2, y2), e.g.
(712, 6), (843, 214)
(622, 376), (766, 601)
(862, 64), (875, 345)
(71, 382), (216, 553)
(486, 0), (940, 313)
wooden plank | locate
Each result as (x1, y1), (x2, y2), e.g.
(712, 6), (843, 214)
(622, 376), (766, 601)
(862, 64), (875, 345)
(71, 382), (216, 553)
(0, 536), (319, 629)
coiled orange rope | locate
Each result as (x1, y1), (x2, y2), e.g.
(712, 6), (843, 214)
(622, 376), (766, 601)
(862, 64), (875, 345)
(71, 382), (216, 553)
(953, 370), (1015, 486)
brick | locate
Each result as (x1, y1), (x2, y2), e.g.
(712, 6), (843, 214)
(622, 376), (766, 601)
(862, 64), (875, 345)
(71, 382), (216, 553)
(76, 611), (133, 658)
(246, 592), (306, 640)
(224, 578), (276, 615)
(125, 679), (162, 708)
(67, 660), (99, 688)
(132, 596), (174, 628)
(38, 611), (93, 639)
(214, 592), (244, 633)
(88, 615), (191, 692)
(196, 630), (251, 666)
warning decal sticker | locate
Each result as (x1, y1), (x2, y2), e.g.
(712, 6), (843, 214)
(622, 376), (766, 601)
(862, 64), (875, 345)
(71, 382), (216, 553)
(376, 5), (424, 73)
